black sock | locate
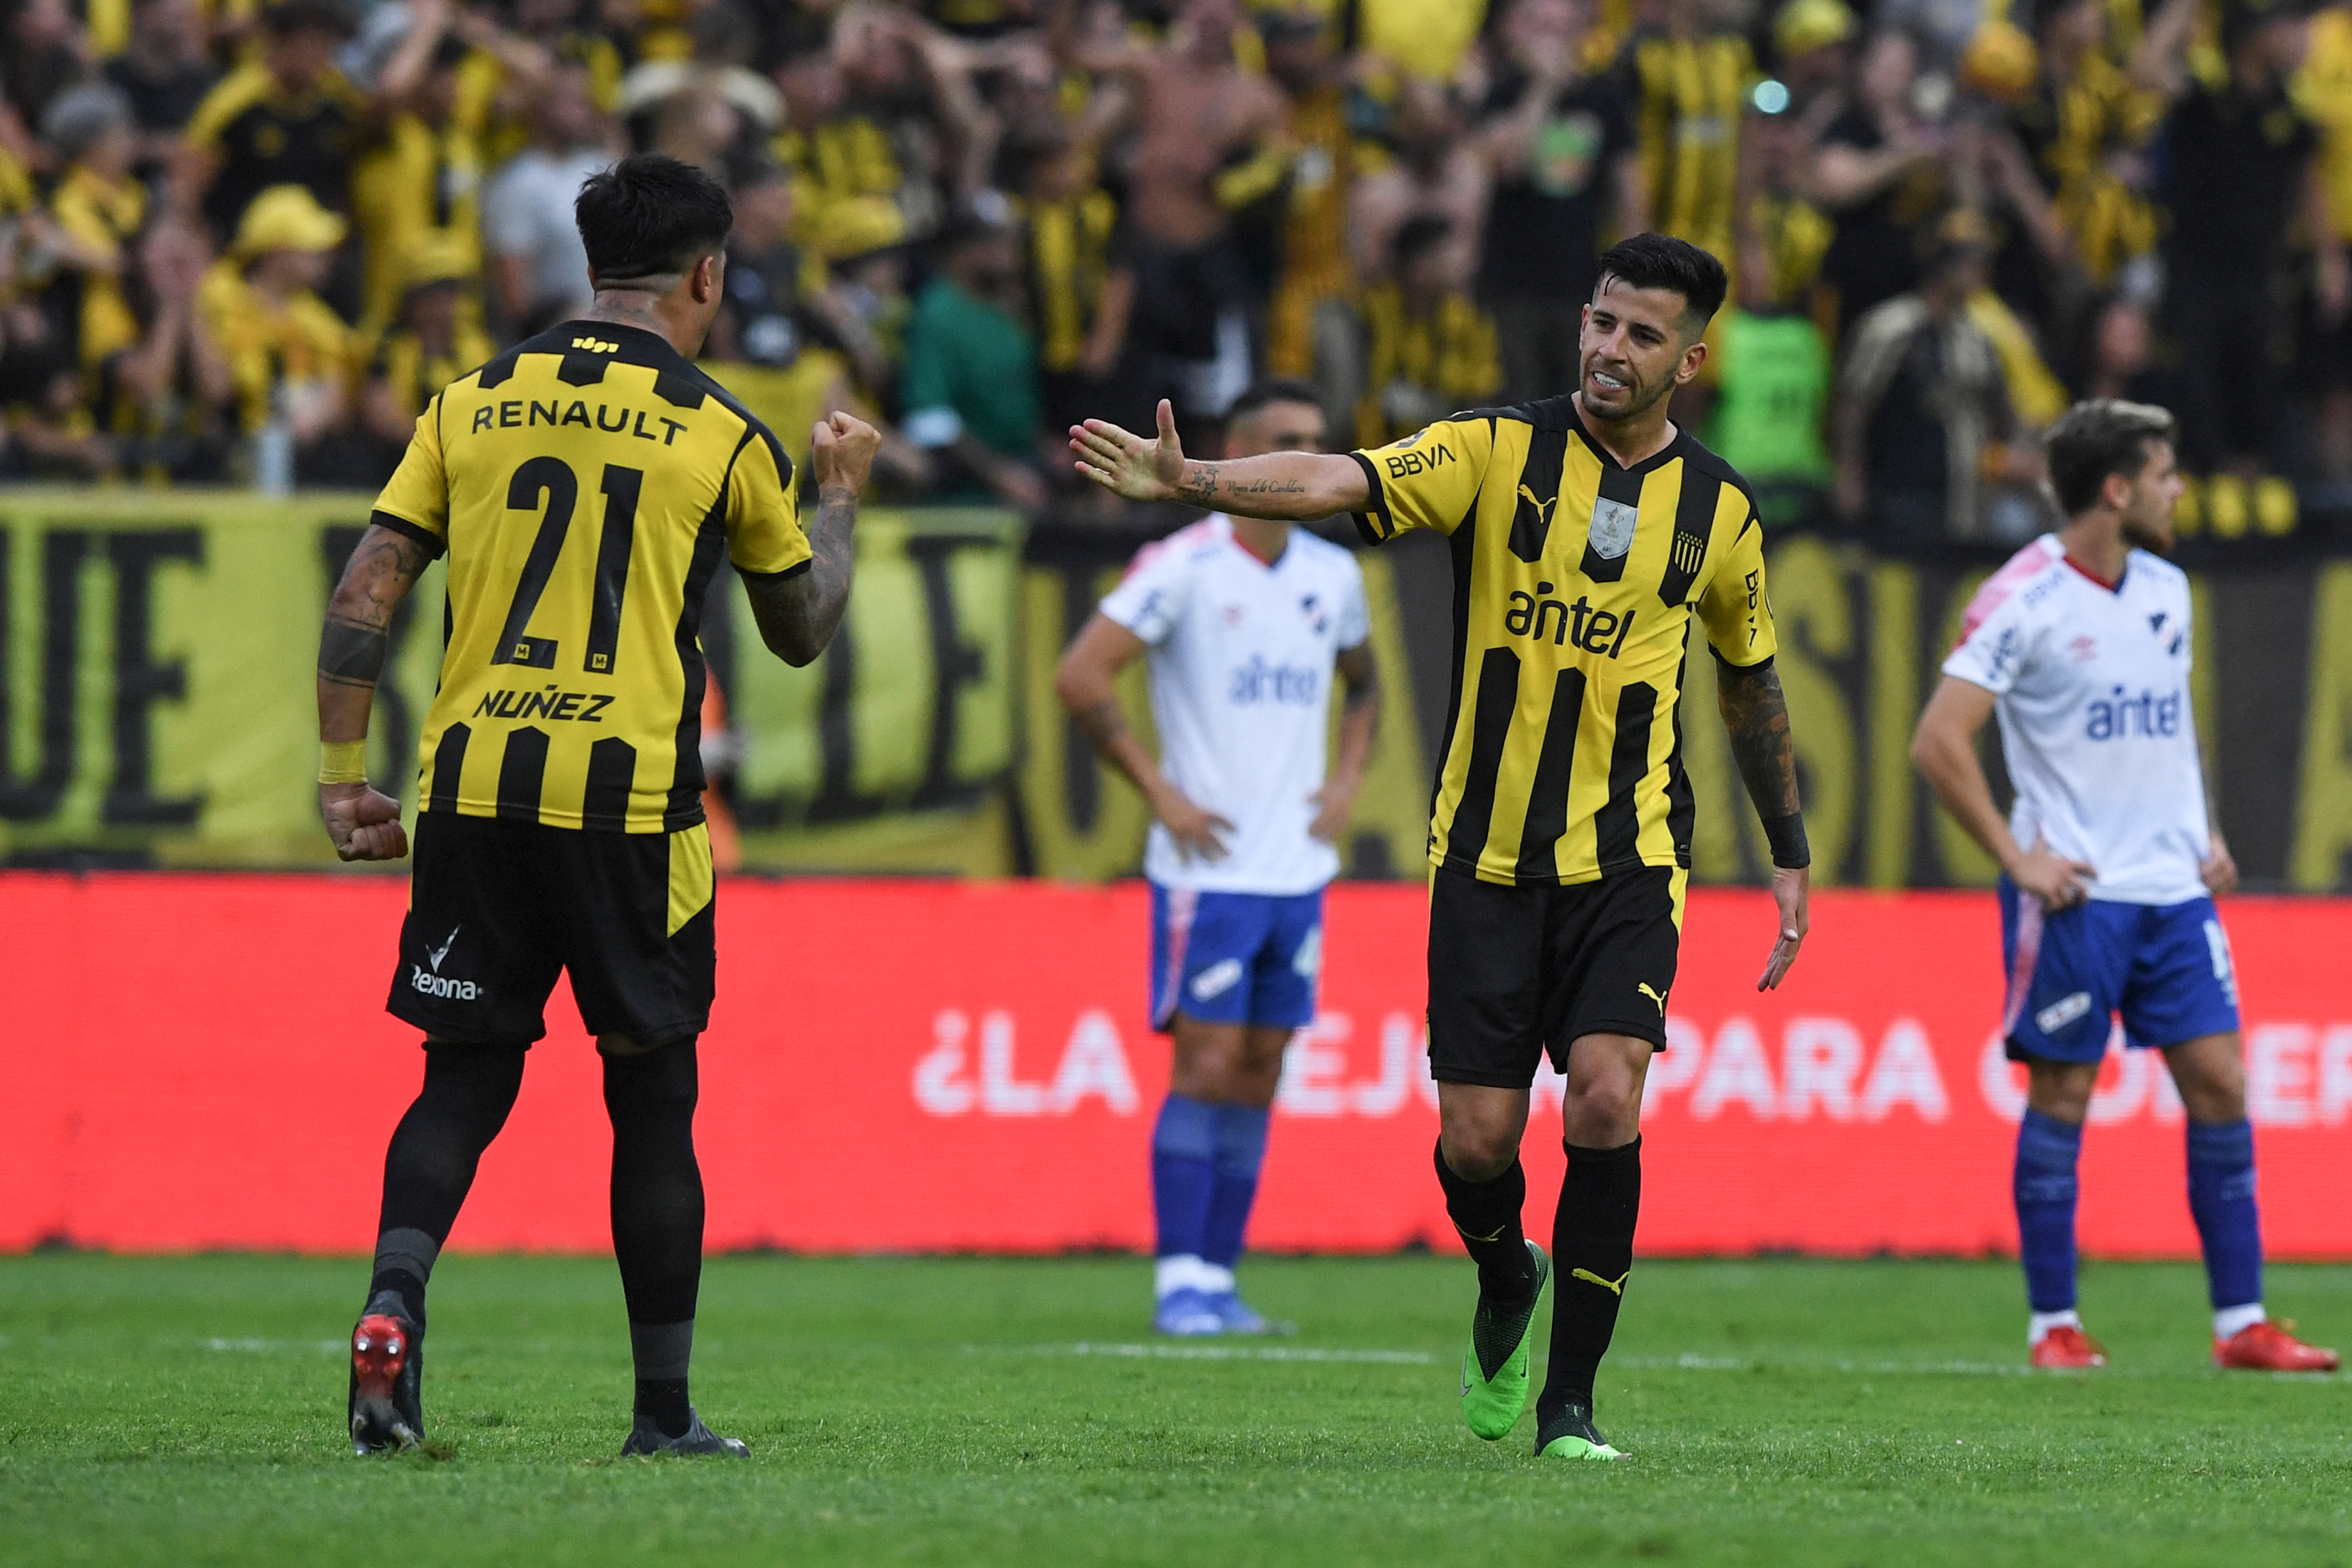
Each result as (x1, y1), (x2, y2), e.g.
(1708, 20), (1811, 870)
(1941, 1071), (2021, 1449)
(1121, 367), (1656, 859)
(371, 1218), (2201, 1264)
(368, 1045), (527, 1329)
(1433, 1141), (1536, 1299)
(607, 1039), (704, 1436)
(1538, 1136), (1641, 1426)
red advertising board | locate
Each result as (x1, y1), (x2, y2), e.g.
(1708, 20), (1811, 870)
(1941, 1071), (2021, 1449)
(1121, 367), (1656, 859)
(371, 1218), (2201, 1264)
(2, 874), (2346, 1257)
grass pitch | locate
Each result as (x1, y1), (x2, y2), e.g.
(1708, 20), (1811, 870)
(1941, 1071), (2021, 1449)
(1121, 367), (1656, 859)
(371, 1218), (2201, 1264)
(2, 1254), (2348, 1567)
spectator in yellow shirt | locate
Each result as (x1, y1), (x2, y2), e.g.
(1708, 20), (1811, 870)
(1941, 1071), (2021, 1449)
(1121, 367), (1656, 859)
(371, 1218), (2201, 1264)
(358, 234), (494, 480)
(200, 183), (353, 476)
(41, 83), (147, 372)
(95, 213), (236, 483)
(351, 2), (484, 340)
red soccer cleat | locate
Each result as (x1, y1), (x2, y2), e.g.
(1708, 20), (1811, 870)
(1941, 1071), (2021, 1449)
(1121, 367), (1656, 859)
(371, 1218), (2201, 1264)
(349, 1311), (425, 1453)
(2029, 1324), (2108, 1369)
(2213, 1319), (2340, 1373)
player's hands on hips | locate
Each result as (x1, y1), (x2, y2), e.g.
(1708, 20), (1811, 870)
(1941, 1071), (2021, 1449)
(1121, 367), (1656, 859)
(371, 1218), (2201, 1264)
(1306, 777), (1360, 844)
(2202, 831), (2239, 897)
(1152, 782), (1233, 864)
(1758, 864), (1808, 991)
(1070, 398), (1186, 503)
(2010, 833), (2095, 911)
(811, 410), (881, 494)
(321, 782), (409, 862)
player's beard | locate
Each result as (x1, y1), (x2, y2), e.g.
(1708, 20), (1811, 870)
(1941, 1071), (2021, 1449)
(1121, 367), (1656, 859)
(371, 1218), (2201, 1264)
(2119, 503), (2173, 556)
(1578, 354), (1672, 424)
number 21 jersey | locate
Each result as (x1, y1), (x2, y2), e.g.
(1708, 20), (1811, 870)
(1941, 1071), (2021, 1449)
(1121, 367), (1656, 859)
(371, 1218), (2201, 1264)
(370, 320), (808, 832)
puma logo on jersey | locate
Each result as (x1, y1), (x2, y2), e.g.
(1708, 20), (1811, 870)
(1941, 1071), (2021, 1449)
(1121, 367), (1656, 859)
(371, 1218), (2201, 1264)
(1637, 982), (1668, 1013)
(1516, 484), (1560, 524)
(571, 336), (620, 353)
(1571, 1268), (1629, 1296)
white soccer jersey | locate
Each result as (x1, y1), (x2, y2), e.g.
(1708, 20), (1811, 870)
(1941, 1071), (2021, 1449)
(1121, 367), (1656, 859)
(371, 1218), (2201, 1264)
(1098, 516), (1372, 895)
(1942, 533), (2210, 905)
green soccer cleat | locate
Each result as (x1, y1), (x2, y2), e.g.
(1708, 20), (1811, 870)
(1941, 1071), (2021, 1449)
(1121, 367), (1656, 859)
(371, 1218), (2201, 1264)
(1459, 1240), (1549, 1441)
(1535, 1398), (1625, 1461)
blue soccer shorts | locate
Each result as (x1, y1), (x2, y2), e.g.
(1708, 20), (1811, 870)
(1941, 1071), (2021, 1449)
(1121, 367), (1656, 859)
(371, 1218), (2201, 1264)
(1997, 879), (2241, 1063)
(1148, 883), (1325, 1033)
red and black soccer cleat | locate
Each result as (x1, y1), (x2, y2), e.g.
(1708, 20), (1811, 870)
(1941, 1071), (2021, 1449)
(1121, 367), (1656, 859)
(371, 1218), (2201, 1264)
(2213, 1319), (2339, 1373)
(2029, 1324), (2108, 1369)
(348, 1310), (425, 1454)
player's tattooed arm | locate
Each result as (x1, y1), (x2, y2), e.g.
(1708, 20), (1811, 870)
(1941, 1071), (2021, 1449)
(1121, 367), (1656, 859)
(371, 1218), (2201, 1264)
(1716, 657), (1801, 822)
(744, 413), (880, 666)
(318, 523), (435, 720)
(1718, 656), (1811, 991)
(745, 483), (858, 667)
(1070, 399), (1366, 520)
(316, 522), (433, 864)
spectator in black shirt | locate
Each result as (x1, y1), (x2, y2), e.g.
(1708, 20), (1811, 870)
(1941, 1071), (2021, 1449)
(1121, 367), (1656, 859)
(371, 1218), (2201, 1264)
(1806, 28), (1950, 338)
(1474, 0), (1643, 402)
(3, 0), (93, 145)
(103, 0), (219, 174)
(177, 0), (363, 243)
(2149, 0), (2347, 485)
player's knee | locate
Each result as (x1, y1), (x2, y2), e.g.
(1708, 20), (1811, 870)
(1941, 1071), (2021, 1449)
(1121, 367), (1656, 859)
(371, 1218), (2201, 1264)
(1560, 1079), (1641, 1146)
(1437, 1119), (1519, 1182)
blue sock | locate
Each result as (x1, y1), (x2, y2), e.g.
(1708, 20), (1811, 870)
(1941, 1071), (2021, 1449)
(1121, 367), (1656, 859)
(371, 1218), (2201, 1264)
(2014, 1109), (2083, 1313)
(2186, 1119), (2262, 1311)
(1200, 1103), (1271, 1272)
(1151, 1094), (1219, 1268)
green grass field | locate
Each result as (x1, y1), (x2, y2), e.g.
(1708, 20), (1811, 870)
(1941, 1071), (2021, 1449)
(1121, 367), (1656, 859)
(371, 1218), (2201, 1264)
(3, 1253), (2348, 1567)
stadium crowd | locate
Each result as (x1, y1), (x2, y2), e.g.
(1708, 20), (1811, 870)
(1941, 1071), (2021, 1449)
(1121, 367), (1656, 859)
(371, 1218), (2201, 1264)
(0, 0), (2345, 539)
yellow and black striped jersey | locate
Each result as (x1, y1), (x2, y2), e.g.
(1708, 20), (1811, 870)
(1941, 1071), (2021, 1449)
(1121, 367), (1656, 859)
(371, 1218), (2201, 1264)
(1351, 396), (1776, 886)
(370, 320), (808, 833)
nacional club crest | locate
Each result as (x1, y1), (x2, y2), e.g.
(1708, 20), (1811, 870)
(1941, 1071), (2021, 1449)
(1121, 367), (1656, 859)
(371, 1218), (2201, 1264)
(1587, 498), (1639, 560)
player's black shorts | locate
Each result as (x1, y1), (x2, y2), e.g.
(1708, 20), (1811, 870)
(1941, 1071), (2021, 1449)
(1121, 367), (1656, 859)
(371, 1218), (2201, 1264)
(387, 811), (717, 1049)
(1426, 864), (1685, 1088)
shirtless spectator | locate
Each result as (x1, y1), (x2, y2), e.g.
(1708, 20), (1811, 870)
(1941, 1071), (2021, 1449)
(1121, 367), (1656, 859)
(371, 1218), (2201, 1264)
(1349, 76), (1487, 299)
(1089, 0), (1285, 439)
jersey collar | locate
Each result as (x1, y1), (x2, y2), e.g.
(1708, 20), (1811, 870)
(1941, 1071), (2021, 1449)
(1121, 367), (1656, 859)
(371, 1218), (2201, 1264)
(1563, 397), (1690, 477)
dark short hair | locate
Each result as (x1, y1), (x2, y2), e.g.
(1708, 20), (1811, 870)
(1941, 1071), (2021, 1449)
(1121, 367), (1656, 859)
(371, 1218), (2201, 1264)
(261, 0), (353, 38)
(2046, 399), (2177, 514)
(575, 155), (734, 284)
(1593, 233), (1729, 337)
(1226, 378), (1322, 424)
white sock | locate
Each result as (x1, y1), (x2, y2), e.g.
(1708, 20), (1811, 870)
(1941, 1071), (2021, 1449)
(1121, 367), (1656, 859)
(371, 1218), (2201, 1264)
(2029, 1310), (2083, 1347)
(2213, 1302), (2266, 1340)
(1155, 1255), (1213, 1300)
(1197, 1263), (1235, 1295)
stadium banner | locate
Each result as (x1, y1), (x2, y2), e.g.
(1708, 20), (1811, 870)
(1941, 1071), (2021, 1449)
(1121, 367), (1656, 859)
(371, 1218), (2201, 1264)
(5, 489), (2352, 886)
(0, 491), (1025, 872)
(4, 874), (2348, 1259)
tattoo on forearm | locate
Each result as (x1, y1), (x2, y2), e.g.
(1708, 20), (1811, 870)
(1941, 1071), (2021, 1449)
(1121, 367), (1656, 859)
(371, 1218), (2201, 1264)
(1072, 696), (1130, 752)
(746, 484), (859, 663)
(318, 617), (389, 688)
(1718, 660), (1801, 817)
(1177, 461), (1219, 503)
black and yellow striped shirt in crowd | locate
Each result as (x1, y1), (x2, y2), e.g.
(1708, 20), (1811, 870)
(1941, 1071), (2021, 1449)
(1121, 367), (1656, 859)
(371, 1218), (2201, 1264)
(371, 320), (808, 833)
(1351, 397), (1776, 886)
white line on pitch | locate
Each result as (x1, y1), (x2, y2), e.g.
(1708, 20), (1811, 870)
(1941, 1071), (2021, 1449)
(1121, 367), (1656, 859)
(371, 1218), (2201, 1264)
(986, 1342), (1435, 1365)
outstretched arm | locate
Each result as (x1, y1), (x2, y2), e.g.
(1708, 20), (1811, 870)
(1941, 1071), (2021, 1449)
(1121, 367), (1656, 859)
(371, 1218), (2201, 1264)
(318, 523), (437, 861)
(739, 412), (878, 667)
(1070, 398), (1370, 521)
(1716, 657), (1809, 990)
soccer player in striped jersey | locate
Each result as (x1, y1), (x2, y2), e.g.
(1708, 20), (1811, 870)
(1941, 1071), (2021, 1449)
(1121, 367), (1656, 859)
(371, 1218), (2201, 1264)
(1071, 234), (1811, 1460)
(317, 155), (880, 1457)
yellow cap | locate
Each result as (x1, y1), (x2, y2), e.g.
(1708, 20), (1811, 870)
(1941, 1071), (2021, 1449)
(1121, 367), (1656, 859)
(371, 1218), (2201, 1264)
(1960, 19), (2039, 103)
(401, 232), (472, 291)
(234, 184), (348, 260)
(1774, 0), (1855, 57)
(809, 194), (906, 263)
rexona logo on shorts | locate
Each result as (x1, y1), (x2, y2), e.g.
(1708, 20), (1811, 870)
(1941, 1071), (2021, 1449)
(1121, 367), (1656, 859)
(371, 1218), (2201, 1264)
(410, 924), (483, 1002)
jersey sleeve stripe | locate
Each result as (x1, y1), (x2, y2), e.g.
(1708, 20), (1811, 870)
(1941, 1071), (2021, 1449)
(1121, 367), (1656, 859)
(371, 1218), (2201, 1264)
(737, 558), (812, 583)
(1348, 451), (1392, 543)
(370, 508), (447, 556)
